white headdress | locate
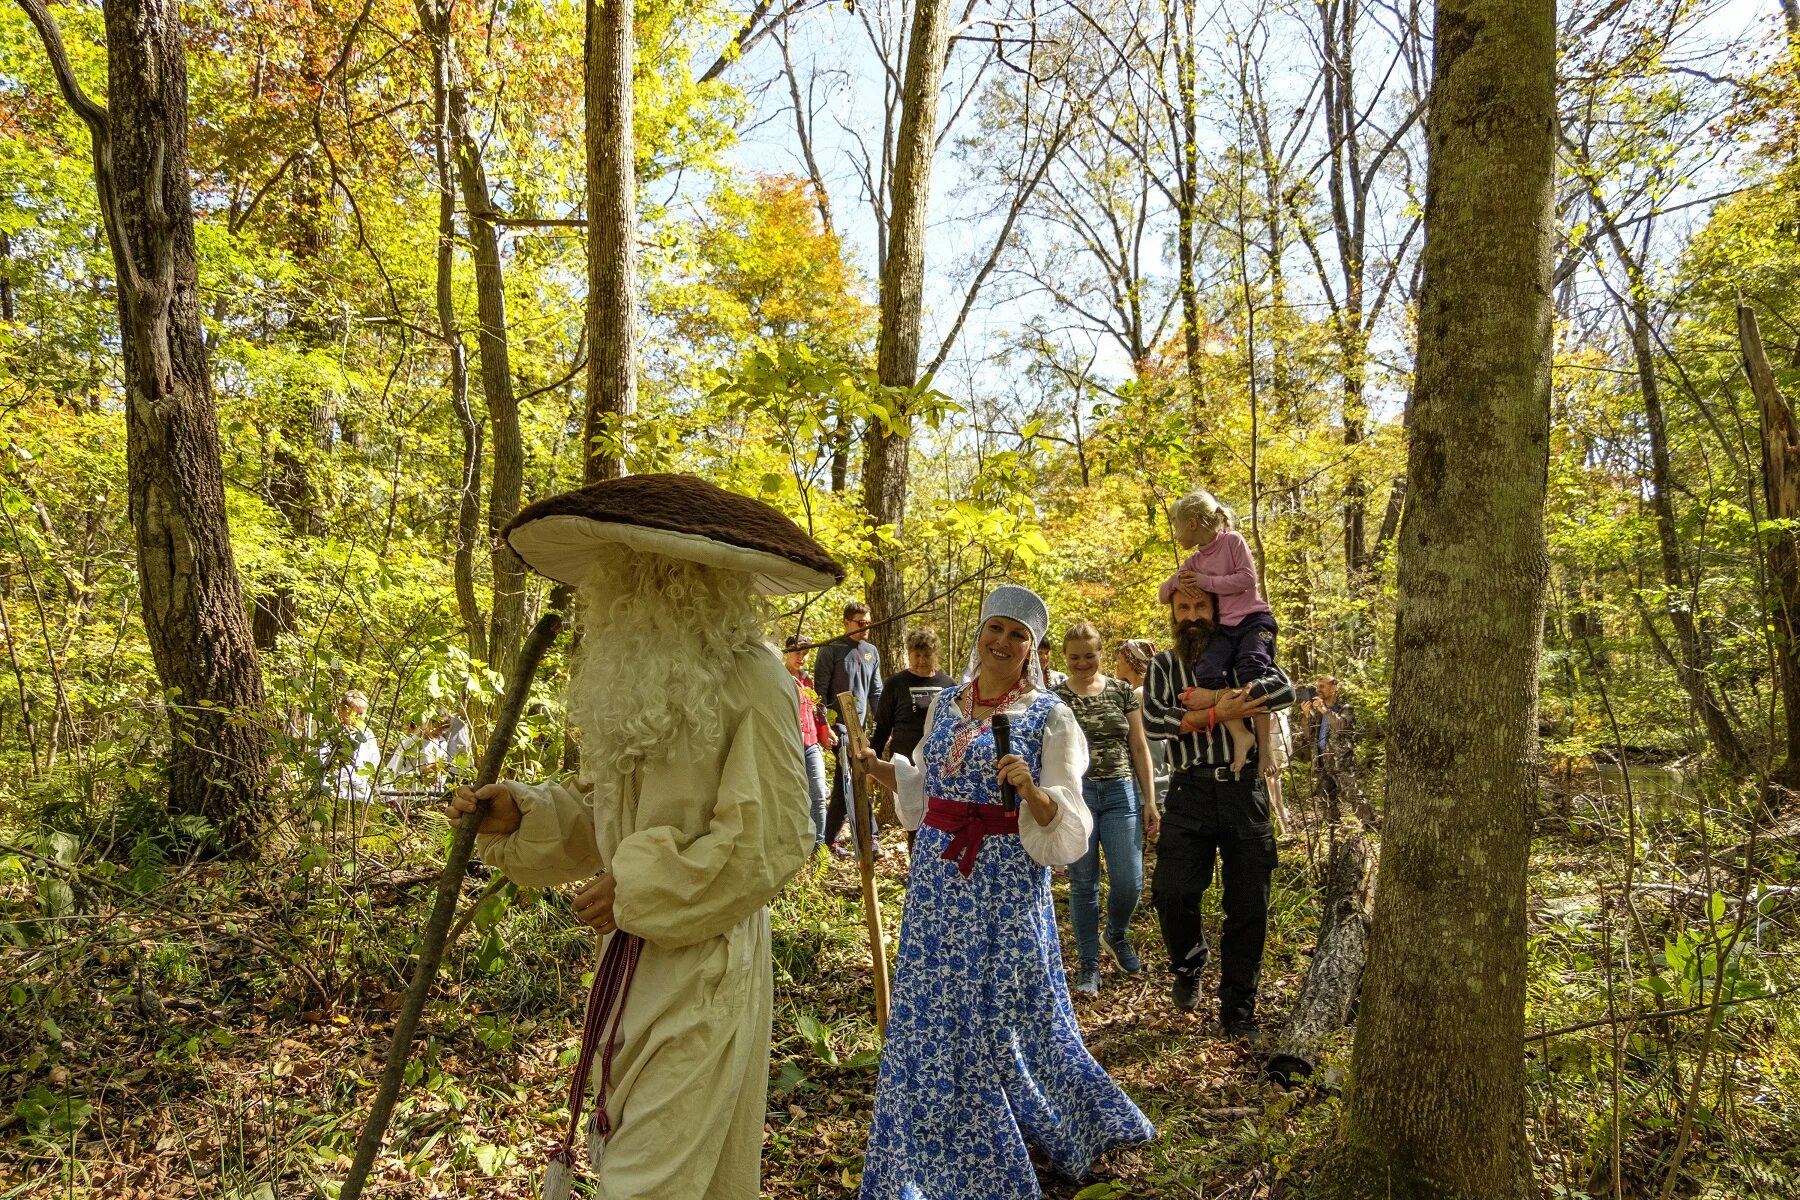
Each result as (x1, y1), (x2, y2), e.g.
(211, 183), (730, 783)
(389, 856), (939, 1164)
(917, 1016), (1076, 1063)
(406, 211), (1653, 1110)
(963, 583), (1050, 691)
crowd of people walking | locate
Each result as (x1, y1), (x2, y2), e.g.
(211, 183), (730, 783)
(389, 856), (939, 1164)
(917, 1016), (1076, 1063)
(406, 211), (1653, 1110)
(799, 489), (1366, 1051)
(802, 490), (1371, 1196)
(441, 472), (1364, 1200)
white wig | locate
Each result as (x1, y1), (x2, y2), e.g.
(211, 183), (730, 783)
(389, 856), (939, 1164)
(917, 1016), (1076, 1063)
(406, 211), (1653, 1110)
(568, 549), (771, 780)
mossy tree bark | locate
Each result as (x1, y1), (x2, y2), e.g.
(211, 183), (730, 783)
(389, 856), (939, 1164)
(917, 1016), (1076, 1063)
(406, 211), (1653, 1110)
(584, 0), (636, 485)
(1315, 0), (1554, 1192)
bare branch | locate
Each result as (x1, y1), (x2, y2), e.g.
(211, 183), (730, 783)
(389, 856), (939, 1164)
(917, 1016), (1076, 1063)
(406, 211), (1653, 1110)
(16, 0), (109, 138)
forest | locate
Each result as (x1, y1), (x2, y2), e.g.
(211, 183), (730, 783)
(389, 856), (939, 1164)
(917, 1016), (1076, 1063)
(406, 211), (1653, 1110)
(2, 0), (1799, 1193)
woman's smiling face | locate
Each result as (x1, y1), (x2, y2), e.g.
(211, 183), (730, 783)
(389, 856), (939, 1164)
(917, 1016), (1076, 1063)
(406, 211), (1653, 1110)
(1064, 637), (1102, 677)
(978, 616), (1034, 681)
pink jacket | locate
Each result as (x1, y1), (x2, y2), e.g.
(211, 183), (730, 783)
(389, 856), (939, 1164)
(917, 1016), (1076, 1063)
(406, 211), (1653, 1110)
(1157, 528), (1271, 626)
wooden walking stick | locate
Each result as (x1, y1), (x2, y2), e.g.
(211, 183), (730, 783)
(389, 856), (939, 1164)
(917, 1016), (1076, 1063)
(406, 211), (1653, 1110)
(837, 692), (891, 1034)
(340, 607), (565, 1200)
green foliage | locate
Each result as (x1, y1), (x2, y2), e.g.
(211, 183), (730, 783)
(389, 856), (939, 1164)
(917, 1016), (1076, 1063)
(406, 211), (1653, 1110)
(4, 0), (1800, 1193)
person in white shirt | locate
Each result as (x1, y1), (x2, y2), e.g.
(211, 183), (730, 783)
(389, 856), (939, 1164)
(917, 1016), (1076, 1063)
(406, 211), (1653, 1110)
(320, 690), (380, 804)
(384, 717), (452, 796)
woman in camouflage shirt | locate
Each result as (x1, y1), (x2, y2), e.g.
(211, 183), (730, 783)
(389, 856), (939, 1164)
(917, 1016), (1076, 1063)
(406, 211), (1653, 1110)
(1054, 623), (1161, 995)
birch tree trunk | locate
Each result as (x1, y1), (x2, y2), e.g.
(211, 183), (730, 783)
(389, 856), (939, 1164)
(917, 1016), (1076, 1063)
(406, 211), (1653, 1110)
(584, 0), (637, 484)
(867, 0), (951, 669)
(1317, 0), (1554, 1191)
(21, 0), (272, 847)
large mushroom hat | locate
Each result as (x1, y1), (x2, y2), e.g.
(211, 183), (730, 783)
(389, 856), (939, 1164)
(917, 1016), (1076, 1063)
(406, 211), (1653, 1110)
(502, 473), (844, 595)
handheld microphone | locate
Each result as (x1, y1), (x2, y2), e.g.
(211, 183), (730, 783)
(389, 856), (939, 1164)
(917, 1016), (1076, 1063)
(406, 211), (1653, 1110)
(992, 712), (1016, 810)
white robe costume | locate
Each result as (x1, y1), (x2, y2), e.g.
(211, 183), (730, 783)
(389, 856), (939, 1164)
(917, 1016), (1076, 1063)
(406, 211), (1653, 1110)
(476, 643), (813, 1199)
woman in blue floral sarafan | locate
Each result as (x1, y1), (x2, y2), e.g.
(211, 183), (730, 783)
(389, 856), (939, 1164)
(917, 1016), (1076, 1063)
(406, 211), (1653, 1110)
(855, 584), (1154, 1200)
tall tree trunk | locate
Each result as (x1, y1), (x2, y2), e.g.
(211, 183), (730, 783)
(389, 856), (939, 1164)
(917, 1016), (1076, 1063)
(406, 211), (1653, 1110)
(1625, 286), (1748, 770)
(1596, 215), (1749, 770)
(253, 158), (330, 658)
(1317, 0), (1554, 1191)
(1168, 0), (1205, 422)
(21, 0), (272, 847)
(866, 0), (951, 670)
(830, 407), (851, 493)
(583, 0), (637, 484)
(0, 229), (15, 323)
(1741, 304), (1800, 794)
(420, 12), (487, 663)
(1318, 0), (1369, 579)
(420, 0), (527, 676)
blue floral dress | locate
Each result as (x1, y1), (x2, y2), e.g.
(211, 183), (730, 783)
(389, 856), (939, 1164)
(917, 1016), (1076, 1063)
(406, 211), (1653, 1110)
(860, 687), (1155, 1199)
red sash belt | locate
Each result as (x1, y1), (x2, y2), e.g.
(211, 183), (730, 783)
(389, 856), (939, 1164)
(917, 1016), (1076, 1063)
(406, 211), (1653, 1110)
(923, 796), (1020, 876)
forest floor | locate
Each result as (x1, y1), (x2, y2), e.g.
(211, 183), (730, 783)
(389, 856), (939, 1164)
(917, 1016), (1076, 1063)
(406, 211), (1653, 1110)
(2, 779), (1797, 1198)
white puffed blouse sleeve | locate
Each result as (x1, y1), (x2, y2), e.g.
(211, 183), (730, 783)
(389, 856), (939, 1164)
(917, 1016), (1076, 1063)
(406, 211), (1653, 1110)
(1018, 700), (1094, 866)
(889, 689), (949, 832)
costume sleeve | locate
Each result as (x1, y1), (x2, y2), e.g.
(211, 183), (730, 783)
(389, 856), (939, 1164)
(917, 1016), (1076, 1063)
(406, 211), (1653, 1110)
(608, 681), (812, 948)
(889, 688), (947, 831)
(1195, 531), (1258, 597)
(1156, 569), (1181, 605)
(1019, 703), (1094, 867)
(475, 779), (605, 888)
(1142, 655), (1186, 741)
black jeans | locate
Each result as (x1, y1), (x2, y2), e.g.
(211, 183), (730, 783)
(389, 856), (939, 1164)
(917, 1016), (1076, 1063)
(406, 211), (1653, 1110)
(1152, 768), (1279, 1025)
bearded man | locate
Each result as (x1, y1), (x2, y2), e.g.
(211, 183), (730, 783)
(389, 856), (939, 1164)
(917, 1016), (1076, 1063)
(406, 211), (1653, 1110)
(445, 474), (839, 1199)
(1141, 586), (1294, 1042)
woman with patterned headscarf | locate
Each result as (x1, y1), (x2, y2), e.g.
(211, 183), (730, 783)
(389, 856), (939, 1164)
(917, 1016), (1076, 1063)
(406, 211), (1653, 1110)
(854, 584), (1154, 1199)
(1114, 638), (1168, 809)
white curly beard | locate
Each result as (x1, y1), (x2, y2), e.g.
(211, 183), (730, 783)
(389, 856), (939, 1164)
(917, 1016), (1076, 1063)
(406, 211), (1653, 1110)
(567, 550), (771, 780)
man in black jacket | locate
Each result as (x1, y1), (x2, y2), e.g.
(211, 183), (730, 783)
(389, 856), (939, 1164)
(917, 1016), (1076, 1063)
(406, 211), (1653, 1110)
(813, 601), (884, 855)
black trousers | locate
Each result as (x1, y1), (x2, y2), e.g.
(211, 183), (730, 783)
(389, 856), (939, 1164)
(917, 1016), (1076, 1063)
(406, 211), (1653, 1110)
(1152, 769), (1278, 1025)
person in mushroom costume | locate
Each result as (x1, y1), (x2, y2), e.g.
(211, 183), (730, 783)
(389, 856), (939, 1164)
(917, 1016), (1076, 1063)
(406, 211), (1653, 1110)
(445, 473), (840, 1200)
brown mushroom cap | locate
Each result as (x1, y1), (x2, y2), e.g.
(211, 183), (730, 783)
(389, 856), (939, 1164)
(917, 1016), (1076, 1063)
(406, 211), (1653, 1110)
(502, 474), (845, 595)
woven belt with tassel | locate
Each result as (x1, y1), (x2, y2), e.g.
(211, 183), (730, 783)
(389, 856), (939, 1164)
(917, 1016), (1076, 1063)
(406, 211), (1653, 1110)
(540, 929), (644, 1200)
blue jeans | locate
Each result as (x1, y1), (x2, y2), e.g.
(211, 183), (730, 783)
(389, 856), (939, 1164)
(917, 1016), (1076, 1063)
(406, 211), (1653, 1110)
(1068, 776), (1144, 970)
(804, 743), (829, 846)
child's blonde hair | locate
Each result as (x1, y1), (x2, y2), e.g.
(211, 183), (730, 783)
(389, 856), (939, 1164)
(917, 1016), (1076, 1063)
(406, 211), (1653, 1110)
(1172, 489), (1234, 542)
